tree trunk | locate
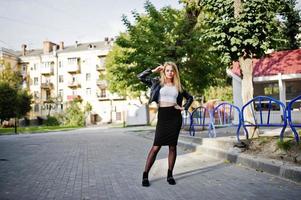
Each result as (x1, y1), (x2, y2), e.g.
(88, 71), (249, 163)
(14, 117), (18, 134)
(239, 57), (259, 138)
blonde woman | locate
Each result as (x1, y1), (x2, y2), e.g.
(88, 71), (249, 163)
(137, 62), (193, 187)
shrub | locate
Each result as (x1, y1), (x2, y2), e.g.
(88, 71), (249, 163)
(64, 100), (85, 126)
(44, 115), (60, 126)
(277, 139), (294, 151)
(203, 86), (233, 102)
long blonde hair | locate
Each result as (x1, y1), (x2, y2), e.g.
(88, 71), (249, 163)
(160, 61), (182, 92)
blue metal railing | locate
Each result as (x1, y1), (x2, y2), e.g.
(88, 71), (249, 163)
(286, 95), (301, 143)
(184, 95), (300, 143)
(189, 106), (213, 136)
(210, 102), (242, 141)
(241, 96), (287, 140)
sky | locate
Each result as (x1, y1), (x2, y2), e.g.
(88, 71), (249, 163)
(0, 0), (182, 50)
(0, 0), (300, 51)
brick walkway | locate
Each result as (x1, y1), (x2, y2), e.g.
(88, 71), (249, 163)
(0, 127), (300, 200)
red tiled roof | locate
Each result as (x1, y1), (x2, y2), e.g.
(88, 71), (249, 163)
(231, 48), (301, 77)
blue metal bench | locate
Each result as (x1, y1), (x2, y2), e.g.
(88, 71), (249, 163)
(210, 102), (242, 141)
(241, 96), (287, 140)
(189, 106), (214, 137)
(286, 95), (301, 143)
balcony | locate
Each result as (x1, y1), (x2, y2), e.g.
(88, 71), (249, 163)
(41, 82), (54, 90)
(96, 64), (105, 71)
(43, 98), (54, 103)
(68, 81), (81, 88)
(97, 79), (108, 88)
(67, 64), (81, 73)
(96, 92), (109, 100)
(31, 96), (40, 103)
(41, 67), (54, 75)
(67, 95), (82, 101)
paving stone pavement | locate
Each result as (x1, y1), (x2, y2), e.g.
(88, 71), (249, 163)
(0, 126), (301, 200)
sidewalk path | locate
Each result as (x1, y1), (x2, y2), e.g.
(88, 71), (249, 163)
(0, 126), (300, 200)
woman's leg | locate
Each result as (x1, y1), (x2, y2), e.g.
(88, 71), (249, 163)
(142, 145), (161, 187)
(144, 145), (161, 173)
(167, 145), (177, 185)
(168, 145), (177, 171)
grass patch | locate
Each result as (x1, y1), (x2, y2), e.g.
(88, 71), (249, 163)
(109, 123), (126, 128)
(258, 136), (271, 145)
(0, 125), (81, 135)
(277, 138), (295, 151)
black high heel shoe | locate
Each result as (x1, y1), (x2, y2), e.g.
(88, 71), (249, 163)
(167, 177), (176, 185)
(142, 172), (150, 187)
(167, 170), (176, 185)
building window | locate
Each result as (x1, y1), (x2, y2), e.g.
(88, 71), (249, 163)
(59, 75), (64, 83)
(33, 64), (37, 70)
(34, 77), (39, 85)
(43, 62), (53, 68)
(86, 88), (91, 96)
(45, 78), (51, 84)
(46, 90), (50, 100)
(254, 82), (280, 111)
(100, 89), (106, 98)
(264, 83), (279, 97)
(286, 80), (301, 109)
(34, 104), (39, 112)
(59, 61), (62, 68)
(254, 82), (279, 100)
(68, 57), (78, 65)
(99, 57), (105, 66)
(116, 112), (122, 121)
(86, 73), (91, 81)
(34, 91), (39, 99)
(58, 89), (63, 97)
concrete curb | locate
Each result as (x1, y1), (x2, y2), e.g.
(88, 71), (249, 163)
(196, 145), (301, 183)
(131, 130), (301, 184)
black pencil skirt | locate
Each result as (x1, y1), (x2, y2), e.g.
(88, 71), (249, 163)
(153, 106), (183, 146)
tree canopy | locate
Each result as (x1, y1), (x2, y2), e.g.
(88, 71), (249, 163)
(0, 60), (31, 124)
(105, 1), (227, 97)
(200, 0), (300, 62)
(0, 82), (17, 122)
(0, 60), (22, 89)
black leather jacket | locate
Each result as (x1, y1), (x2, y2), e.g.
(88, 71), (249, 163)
(137, 68), (193, 110)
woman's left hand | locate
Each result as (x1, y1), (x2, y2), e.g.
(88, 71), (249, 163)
(174, 105), (184, 111)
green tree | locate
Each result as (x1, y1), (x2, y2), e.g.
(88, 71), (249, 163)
(0, 60), (22, 89)
(280, 0), (301, 49)
(64, 99), (85, 126)
(106, 41), (140, 97)
(0, 83), (31, 133)
(0, 82), (17, 123)
(14, 90), (32, 133)
(200, 0), (297, 137)
(106, 1), (225, 98)
(0, 60), (31, 133)
(16, 89), (32, 119)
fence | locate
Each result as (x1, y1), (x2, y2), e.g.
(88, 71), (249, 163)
(186, 95), (300, 142)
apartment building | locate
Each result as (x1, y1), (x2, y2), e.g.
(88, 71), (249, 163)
(0, 47), (19, 70)
(18, 39), (127, 124)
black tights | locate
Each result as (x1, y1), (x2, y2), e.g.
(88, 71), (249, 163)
(144, 145), (177, 176)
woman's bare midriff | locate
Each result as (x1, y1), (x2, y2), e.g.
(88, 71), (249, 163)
(159, 101), (176, 107)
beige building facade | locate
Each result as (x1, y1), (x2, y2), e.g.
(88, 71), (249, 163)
(16, 39), (128, 124)
(0, 47), (19, 70)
